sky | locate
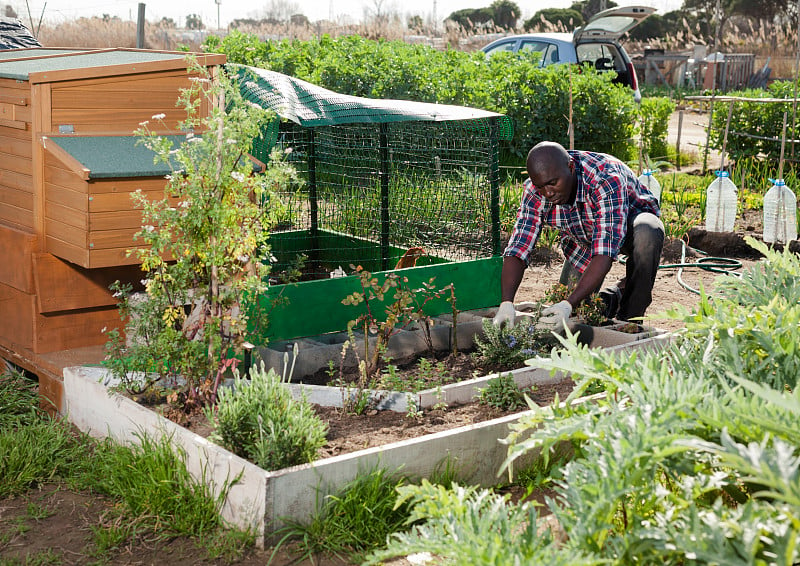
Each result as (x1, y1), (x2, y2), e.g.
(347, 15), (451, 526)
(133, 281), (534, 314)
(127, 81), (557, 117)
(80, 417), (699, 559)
(15, 0), (683, 29)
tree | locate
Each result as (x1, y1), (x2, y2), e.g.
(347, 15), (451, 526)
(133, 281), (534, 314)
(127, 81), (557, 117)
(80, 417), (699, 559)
(185, 13), (204, 30)
(490, 0), (520, 29)
(681, 0), (792, 38)
(524, 8), (584, 31)
(159, 17), (176, 28)
(261, 0), (301, 22)
(290, 13), (308, 26)
(446, 7), (494, 29)
(105, 62), (299, 410)
(407, 14), (423, 30)
(4, 4), (17, 18)
(569, 0), (617, 22)
(627, 13), (670, 41)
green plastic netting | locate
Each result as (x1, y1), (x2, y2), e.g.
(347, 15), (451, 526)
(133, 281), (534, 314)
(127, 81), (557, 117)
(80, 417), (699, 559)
(232, 65), (514, 279)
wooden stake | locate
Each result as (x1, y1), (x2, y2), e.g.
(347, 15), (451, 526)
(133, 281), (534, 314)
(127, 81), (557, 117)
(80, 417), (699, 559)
(779, 111), (788, 180)
(675, 110), (683, 171)
(718, 99), (734, 171)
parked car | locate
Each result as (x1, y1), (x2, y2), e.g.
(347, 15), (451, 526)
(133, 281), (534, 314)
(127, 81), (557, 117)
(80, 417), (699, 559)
(480, 5), (655, 102)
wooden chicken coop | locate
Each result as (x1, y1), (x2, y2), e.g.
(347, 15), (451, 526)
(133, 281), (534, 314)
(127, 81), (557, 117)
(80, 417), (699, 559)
(0, 48), (225, 406)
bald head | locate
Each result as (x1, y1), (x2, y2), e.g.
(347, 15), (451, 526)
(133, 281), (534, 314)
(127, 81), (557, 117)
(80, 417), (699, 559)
(527, 142), (571, 179)
(526, 142), (577, 205)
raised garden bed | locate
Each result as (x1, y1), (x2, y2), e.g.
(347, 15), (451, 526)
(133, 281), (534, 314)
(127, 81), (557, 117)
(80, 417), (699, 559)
(63, 322), (669, 547)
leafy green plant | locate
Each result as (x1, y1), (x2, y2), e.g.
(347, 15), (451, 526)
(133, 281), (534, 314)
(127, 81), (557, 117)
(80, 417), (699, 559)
(373, 235), (800, 564)
(206, 364), (328, 470)
(543, 282), (606, 326)
(476, 373), (528, 411)
(365, 481), (567, 565)
(104, 60), (300, 411)
(638, 96), (676, 163)
(342, 266), (451, 379)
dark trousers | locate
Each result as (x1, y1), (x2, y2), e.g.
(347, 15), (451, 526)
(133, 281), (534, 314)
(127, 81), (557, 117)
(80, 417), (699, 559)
(558, 212), (665, 320)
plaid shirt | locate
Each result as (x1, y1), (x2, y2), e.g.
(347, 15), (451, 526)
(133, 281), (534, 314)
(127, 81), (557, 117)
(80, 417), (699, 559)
(504, 150), (660, 272)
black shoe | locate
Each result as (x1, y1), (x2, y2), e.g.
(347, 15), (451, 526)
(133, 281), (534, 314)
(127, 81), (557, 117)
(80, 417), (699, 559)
(599, 286), (622, 319)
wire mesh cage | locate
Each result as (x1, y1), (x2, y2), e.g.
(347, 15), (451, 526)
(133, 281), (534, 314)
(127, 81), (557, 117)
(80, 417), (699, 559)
(232, 66), (514, 339)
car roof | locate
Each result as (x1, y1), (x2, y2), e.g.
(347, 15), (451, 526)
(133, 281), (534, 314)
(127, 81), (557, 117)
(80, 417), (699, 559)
(481, 33), (574, 51)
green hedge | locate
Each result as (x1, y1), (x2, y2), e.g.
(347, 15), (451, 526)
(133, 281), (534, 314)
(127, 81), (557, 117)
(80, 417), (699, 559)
(205, 32), (648, 163)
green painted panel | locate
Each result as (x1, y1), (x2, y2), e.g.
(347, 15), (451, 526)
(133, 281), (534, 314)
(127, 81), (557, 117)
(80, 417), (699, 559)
(267, 229), (445, 278)
(251, 256), (501, 342)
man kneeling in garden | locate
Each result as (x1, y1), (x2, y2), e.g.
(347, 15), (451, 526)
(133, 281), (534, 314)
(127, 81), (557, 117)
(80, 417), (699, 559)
(494, 141), (664, 330)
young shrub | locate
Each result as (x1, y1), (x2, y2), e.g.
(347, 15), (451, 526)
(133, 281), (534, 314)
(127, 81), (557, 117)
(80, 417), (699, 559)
(206, 364), (328, 471)
(104, 60), (301, 411)
(474, 316), (555, 370)
(638, 96), (675, 162)
(544, 283), (607, 326)
(476, 373), (528, 411)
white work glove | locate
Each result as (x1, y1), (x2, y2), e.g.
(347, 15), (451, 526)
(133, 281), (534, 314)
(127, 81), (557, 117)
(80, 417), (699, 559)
(538, 300), (572, 331)
(493, 301), (516, 328)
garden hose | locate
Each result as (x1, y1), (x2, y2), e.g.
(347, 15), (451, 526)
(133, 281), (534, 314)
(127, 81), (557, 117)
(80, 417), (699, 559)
(619, 240), (743, 295)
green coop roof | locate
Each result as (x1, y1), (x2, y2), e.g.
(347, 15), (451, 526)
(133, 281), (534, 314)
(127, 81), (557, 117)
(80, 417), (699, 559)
(45, 134), (263, 180)
(45, 135), (186, 179)
(232, 65), (513, 140)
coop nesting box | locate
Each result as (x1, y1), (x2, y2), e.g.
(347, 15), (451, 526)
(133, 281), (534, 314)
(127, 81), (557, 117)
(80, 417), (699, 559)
(234, 67), (514, 341)
(0, 48), (225, 354)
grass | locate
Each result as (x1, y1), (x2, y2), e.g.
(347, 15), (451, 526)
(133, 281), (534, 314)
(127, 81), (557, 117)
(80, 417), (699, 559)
(0, 370), (254, 563)
(271, 467), (412, 562)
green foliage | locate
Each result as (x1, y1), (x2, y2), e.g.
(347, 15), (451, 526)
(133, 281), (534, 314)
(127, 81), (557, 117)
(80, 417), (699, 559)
(474, 316), (555, 369)
(375, 233), (800, 563)
(273, 468), (411, 562)
(476, 373), (528, 410)
(104, 60), (300, 410)
(673, 238), (800, 391)
(209, 34), (641, 162)
(207, 364), (328, 470)
(0, 370), (45, 429)
(89, 433), (227, 537)
(638, 96), (675, 162)
(365, 481), (591, 564)
(0, 419), (88, 499)
(709, 79), (800, 163)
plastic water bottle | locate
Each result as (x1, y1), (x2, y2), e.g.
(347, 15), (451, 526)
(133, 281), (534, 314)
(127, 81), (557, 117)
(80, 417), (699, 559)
(763, 178), (798, 244)
(638, 169), (661, 202)
(704, 170), (738, 233)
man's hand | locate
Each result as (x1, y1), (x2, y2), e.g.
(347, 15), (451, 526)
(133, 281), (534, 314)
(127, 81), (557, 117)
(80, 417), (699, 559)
(493, 301), (516, 328)
(538, 300), (572, 331)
